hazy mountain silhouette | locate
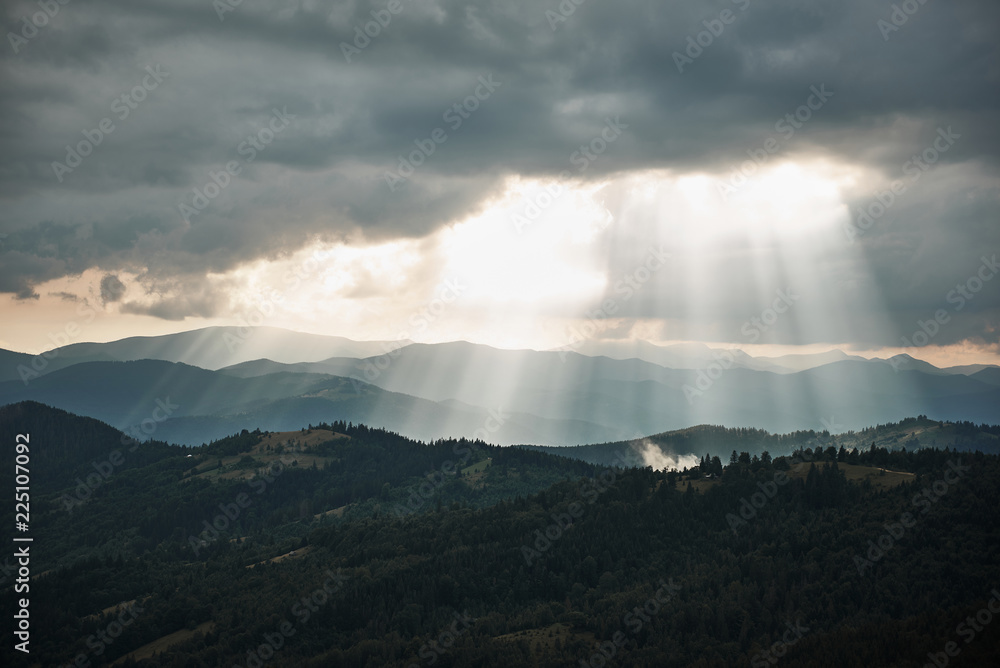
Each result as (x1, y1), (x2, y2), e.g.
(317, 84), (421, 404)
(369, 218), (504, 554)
(2, 328), (998, 445)
(0, 326), (410, 382)
(0, 359), (618, 446)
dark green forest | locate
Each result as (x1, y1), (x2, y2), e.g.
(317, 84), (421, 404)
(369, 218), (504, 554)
(2, 401), (999, 667)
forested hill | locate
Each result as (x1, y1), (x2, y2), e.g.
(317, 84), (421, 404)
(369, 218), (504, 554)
(0, 401), (599, 573)
(0, 401), (184, 489)
(524, 416), (1000, 467)
(2, 402), (999, 666)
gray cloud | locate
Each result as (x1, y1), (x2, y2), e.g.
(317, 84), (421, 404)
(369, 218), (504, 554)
(119, 275), (231, 320)
(99, 273), (126, 303)
(0, 0), (998, 346)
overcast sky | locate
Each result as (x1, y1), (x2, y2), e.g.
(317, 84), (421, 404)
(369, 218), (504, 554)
(1, 0), (998, 365)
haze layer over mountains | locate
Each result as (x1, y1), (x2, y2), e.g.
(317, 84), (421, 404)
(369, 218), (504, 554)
(2, 327), (997, 446)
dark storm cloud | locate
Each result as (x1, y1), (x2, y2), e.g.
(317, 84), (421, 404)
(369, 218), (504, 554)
(99, 273), (126, 303)
(119, 273), (232, 320)
(120, 293), (224, 320)
(0, 0), (997, 344)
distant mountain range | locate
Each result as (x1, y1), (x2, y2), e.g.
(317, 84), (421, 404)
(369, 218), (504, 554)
(562, 338), (994, 375)
(1, 326), (998, 446)
(562, 339), (855, 373)
(0, 359), (619, 447)
(0, 326), (410, 382)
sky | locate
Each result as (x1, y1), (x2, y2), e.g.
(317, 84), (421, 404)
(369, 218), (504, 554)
(1, 0), (999, 367)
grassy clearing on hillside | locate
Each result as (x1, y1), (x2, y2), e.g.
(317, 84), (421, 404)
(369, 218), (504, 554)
(461, 458), (492, 488)
(246, 545), (313, 569)
(835, 462), (914, 489)
(494, 622), (590, 654)
(112, 621), (215, 665)
(184, 429), (348, 481)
